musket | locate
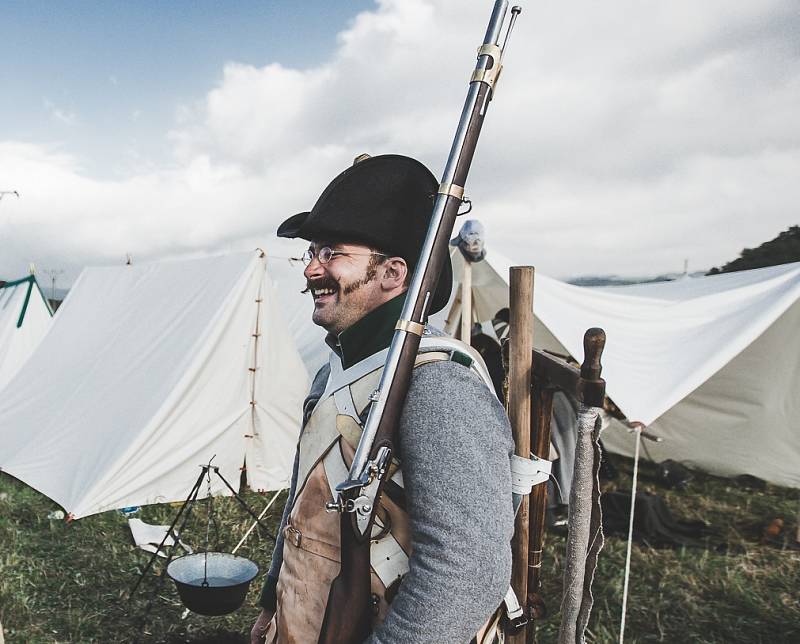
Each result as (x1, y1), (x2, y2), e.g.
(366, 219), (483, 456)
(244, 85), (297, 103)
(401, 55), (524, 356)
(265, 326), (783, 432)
(318, 2), (522, 642)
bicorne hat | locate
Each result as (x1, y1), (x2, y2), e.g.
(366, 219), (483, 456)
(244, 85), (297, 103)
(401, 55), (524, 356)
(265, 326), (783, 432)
(277, 154), (452, 314)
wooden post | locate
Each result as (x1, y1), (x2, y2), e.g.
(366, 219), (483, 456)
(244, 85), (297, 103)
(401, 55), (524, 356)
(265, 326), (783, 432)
(443, 289), (462, 337)
(460, 256), (473, 342)
(508, 266), (534, 644)
(528, 386), (554, 628)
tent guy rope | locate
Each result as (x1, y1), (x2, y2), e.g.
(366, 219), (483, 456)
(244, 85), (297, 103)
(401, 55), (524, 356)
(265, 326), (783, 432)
(619, 426), (642, 644)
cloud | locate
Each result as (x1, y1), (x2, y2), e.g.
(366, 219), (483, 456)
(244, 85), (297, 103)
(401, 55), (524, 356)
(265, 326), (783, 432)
(2, 0), (799, 283)
(43, 99), (78, 126)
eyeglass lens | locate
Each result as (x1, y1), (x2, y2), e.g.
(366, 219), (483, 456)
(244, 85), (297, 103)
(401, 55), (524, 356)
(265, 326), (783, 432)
(302, 246), (334, 265)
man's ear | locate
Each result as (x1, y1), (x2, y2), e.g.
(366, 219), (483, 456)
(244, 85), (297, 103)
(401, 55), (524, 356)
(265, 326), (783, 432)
(380, 257), (408, 291)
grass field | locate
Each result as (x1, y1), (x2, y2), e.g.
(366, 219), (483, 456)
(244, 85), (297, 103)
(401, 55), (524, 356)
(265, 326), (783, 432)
(1, 454), (798, 643)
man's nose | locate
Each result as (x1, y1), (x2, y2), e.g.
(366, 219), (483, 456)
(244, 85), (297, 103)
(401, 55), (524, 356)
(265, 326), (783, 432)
(304, 257), (324, 280)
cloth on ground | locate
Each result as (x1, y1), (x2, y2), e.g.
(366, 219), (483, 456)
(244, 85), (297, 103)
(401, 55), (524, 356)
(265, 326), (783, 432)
(128, 518), (192, 557)
(601, 491), (713, 548)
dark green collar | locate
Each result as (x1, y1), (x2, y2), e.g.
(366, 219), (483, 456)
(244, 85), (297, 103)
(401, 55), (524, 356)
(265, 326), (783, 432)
(327, 292), (407, 369)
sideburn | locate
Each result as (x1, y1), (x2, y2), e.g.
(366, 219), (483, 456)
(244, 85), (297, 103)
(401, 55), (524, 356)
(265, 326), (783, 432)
(342, 256), (382, 296)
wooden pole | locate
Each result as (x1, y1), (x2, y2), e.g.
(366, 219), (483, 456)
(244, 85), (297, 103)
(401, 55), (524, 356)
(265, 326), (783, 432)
(460, 256), (473, 342)
(443, 290), (462, 337)
(528, 386), (554, 630)
(508, 266), (535, 644)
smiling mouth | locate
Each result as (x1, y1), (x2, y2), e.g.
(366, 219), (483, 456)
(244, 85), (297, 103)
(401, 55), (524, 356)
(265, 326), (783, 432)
(311, 287), (337, 300)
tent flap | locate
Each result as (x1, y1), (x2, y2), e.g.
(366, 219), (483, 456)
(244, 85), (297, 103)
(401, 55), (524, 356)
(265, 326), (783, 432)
(434, 250), (800, 488)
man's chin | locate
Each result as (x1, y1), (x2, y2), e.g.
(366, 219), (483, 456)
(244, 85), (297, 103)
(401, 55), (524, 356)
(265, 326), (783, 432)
(311, 307), (335, 331)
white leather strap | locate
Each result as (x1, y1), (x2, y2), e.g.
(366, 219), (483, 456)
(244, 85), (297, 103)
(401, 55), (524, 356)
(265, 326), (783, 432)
(323, 335), (495, 402)
(370, 531), (409, 590)
(324, 349), (389, 399)
(333, 386), (361, 425)
(510, 454), (552, 495)
(420, 336), (495, 393)
(503, 585), (524, 620)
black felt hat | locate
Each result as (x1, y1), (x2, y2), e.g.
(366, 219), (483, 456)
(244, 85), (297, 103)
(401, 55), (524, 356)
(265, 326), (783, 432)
(277, 154), (452, 314)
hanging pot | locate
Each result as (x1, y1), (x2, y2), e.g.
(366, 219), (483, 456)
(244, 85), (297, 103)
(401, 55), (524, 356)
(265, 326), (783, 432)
(167, 552), (259, 616)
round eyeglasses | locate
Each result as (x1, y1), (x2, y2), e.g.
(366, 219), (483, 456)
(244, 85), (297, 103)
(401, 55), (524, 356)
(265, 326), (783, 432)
(301, 246), (388, 266)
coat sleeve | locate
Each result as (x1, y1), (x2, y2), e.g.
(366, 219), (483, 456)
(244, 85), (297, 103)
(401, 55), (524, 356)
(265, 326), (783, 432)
(366, 360), (515, 644)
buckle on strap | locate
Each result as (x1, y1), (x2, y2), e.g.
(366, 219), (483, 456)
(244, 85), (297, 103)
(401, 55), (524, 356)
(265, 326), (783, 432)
(284, 525), (302, 547)
(500, 586), (528, 635)
(510, 454), (552, 495)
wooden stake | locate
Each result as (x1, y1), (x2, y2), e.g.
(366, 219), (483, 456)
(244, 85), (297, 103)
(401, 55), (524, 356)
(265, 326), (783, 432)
(528, 386), (554, 627)
(508, 266), (534, 644)
(460, 256), (473, 342)
(444, 290), (462, 337)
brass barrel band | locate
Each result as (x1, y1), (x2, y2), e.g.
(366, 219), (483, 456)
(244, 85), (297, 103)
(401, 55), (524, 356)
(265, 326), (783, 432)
(477, 43), (502, 62)
(395, 319), (426, 337)
(470, 66), (503, 89)
(437, 182), (465, 200)
(470, 44), (503, 89)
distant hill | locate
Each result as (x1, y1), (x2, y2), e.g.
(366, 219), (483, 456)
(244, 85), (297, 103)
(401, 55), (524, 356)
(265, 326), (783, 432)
(46, 286), (70, 301)
(566, 272), (706, 287)
(568, 275), (673, 287)
(708, 225), (800, 275)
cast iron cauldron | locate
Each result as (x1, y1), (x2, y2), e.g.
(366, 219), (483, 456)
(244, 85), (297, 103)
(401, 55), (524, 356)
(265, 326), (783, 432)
(167, 552), (259, 616)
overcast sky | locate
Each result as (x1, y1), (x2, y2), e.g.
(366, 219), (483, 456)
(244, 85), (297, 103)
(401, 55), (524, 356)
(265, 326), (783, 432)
(1, 0), (798, 286)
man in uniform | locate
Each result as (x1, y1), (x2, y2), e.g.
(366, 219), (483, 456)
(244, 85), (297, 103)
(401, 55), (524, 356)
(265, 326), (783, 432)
(251, 154), (514, 644)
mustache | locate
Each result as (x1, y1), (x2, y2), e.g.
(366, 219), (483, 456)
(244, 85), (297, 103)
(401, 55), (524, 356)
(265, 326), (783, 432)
(301, 277), (339, 295)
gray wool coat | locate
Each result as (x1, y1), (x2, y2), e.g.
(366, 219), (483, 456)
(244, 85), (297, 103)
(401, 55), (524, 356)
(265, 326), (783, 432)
(261, 340), (515, 644)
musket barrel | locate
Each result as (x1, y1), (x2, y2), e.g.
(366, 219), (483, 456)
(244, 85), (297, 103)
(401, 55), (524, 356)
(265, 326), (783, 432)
(347, 0), (512, 484)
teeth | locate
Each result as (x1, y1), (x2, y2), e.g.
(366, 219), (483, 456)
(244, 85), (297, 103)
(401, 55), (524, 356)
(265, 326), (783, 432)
(312, 288), (336, 296)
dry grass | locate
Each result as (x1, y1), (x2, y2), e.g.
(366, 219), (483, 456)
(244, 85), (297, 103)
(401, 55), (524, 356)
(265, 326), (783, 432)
(1, 454), (798, 643)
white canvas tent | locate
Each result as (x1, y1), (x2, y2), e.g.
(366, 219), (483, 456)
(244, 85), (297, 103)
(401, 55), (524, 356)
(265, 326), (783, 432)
(0, 252), (309, 518)
(0, 276), (53, 391)
(264, 256), (328, 375)
(434, 250), (800, 488)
